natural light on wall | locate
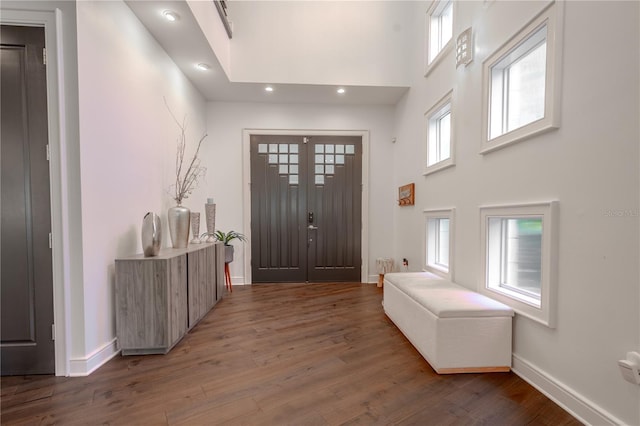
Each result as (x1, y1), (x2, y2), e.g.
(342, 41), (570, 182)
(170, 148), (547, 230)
(481, 1), (563, 154)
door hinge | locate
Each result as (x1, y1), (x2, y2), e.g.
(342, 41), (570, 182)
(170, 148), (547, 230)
(46, 144), (50, 161)
(51, 324), (55, 341)
(43, 48), (47, 65)
(49, 232), (53, 249)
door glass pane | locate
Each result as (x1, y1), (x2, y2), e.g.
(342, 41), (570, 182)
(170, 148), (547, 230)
(325, 155), (334, 164)
(290, 154), (299, 164)
(326, 165), (335, 174)
(279, 144), (288, 153)
(325, 144), (334, 153)
(289, 174), (299, 185)
(346, 145), (355, 154)
(315, 175), (324, 185)
(315, 154), (324, 164)
(258, 144), (267, 153)
(279, 154), (288, 163)
(268, 154), (278, 164)
(315, 165), (324, 174)
(315, 144), (325, 153)
(279, 165), (288, 174)
(289, 144), (299, 153)
(269, 144), (278, 153)
(336, 155), (345, 164)
(335, 145), (345, 154)
(290, 165), (299, 174)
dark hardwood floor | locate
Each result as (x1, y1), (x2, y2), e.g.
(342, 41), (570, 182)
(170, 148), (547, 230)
(1, 283), (581, 425)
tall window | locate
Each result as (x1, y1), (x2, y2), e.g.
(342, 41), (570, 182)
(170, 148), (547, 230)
(487, 217), (542, 301)
(424, 91), (454, 175)
(489, 25), (547, 140)
(424, 209), (454, 279)
(480, 202), (558, 327)
(481, 1), (563, 153)
(425, 0), (453, 75)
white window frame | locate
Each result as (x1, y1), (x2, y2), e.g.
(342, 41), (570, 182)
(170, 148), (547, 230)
(424, 90), (455, 175)
(424, 208), (455, 280)
(424, 0), (454, 76)
(479, 201), (559, 328)
(480, 1), (564, 154)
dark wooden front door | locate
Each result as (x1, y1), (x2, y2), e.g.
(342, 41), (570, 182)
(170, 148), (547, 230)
(250, 135), (362, 283)
(1, 25), (55, 375)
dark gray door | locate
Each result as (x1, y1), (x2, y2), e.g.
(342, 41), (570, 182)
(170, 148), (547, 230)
(1, 25), (55, 375)
(250, 135), (362, 283)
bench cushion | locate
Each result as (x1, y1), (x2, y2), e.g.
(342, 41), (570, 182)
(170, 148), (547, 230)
(384, 272), (514, 318)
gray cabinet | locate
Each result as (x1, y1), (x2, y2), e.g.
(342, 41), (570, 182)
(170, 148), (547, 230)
(115, 242), (224, 355)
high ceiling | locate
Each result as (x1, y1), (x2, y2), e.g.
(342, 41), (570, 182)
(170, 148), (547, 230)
(125, 0), (408, 105)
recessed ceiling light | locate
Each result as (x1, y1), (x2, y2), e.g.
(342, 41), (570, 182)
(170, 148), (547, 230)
(196, 63), (211, 71)
(337, 88), (346, 94)
(162, 10), (180, 22)
(265, 86), (274, 92)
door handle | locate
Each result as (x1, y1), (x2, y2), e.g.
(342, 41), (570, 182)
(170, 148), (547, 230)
(308, 225), (318, 230)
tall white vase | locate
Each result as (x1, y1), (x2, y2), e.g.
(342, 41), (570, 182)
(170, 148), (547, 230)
(168, 205), (190, 248)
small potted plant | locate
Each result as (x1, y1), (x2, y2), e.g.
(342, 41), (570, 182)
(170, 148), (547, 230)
(214, 230), (246, 263)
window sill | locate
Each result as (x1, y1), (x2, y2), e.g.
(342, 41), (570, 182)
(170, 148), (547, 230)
(424, 158), (454, 176)
(481, 117), (558, 155)
(424, 39), (454, 78)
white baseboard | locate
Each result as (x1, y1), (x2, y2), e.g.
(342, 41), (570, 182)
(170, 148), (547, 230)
(367, 274), (378, 284)
(68, 338), (119, 377)
(512, 354), (621, 426)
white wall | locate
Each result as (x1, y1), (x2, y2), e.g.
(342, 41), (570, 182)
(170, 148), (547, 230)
(74, 0), (207, 372)
(205, 102), (395, 283)
(392, 1), (639, 424)
(226, 1), (413, 87)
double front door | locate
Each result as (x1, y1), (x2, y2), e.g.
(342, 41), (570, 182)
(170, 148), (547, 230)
(250, 135), (362, 283)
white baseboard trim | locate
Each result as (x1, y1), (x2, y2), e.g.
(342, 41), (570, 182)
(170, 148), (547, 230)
(231, 276), (248, 285)
(68, 338), (120, 377)
(367, 274), (378, 284)
(512, 354), (621, 426)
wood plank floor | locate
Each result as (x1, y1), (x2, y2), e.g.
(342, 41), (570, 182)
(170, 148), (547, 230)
(1, 283), (581, 425)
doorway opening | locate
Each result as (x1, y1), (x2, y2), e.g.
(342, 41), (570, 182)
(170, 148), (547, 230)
(243, 130), (370, 284)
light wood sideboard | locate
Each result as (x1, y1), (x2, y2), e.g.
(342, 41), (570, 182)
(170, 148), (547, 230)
(115, 242), (225, 355)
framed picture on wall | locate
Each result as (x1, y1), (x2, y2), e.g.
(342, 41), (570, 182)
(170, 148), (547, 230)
(399, 183), (415, 206)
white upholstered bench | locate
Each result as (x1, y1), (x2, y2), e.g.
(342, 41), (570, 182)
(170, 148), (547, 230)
(383, 272), (514, 374)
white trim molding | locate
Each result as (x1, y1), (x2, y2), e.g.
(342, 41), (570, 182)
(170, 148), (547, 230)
(69, 338), (119, 377)
(1, 8), (73, 377)
(479, 201), (559, 328)
(480, 0), (564, 154)
(512, 354), (622, 426)
(242, 129), (370, 284)
(423, 208), (455, 280)
(424, 89), (455, 176)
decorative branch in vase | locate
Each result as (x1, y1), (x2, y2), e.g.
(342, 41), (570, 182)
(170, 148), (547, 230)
(165, 100), (207, 248)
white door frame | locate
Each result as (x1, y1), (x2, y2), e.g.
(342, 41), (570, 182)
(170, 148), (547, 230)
(2, 8), (72, 376)
(242, 129), (370, 284)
